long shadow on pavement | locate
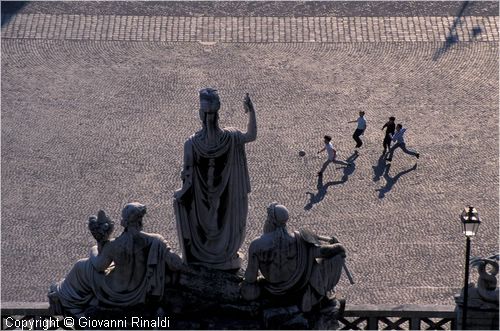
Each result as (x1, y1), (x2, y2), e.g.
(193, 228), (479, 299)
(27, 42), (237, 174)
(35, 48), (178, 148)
(432, 1), (483, 61)
(1, 1), (27, 27)
(304, 152), (359, 211)
(375, 163), (417, 199)
(372, 153), (388, 182)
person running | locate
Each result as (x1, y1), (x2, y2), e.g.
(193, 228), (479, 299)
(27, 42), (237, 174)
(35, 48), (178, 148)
(386, 124), (420, 162)
(348, 111), (366, 148)
(317, 135), (351, 176)
(381, 116), (396, 155)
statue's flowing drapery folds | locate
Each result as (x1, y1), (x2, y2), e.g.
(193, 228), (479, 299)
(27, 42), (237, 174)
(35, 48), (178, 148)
(48, 203), (183, 317)
(50, 236), (170, 316)
(174, 128), (250, 270)
(241, 203), (346, 312)
(243, 230), (343, 312)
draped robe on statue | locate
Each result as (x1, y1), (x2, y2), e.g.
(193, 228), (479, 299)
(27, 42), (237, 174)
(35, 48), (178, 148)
(174, 128), (250, 270)
(243, 230), (343, 312)
(48, 232), (174, 317)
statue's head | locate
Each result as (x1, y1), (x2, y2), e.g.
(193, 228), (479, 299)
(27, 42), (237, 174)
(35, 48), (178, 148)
(199, 88), (221, 123)
(264, 202), (289, 233)
(121, 202), (147, 229)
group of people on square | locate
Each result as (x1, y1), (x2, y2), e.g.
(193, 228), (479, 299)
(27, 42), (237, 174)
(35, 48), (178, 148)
(317, 111), (420, 177)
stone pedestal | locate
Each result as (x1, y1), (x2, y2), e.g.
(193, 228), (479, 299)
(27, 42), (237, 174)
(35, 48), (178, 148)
(74, 265), (344, 329)
(455, 291), (499, 330)
(455, 304), (499, 330)
(160, 265), (344, 330)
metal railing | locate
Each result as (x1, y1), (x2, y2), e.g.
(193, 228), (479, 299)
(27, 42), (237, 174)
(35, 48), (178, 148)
(340, 304), (456, 330)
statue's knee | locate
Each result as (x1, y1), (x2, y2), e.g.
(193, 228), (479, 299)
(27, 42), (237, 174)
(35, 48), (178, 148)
(70, 259), (88, 273)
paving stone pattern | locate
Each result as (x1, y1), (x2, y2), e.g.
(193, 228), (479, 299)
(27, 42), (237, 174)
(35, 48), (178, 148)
(2, 13), (499, 43)
(1, 9), (498, 307)
(2, 1), (499, 18)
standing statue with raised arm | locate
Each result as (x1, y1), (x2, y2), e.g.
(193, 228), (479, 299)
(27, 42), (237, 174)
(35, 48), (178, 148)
(174, 88), (257, 270)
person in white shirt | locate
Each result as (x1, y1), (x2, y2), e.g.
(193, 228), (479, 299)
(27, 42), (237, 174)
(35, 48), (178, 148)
(348, 111), (367, 148)
(317, 135), (351, 176)
(386, 124), (420, 162)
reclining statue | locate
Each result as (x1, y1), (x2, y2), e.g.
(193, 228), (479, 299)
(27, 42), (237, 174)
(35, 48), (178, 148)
(241, 202), (347, 312)
(174, 88), (257, 270)
(48, 202), (183, 317)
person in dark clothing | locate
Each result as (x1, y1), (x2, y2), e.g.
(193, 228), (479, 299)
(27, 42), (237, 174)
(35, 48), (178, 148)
(386, 124), (420, 162)
(381, 116), (396, 155)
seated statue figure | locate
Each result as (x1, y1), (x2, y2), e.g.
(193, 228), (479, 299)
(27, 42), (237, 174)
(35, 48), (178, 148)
(241, 203), (346, 312)
(174, 88), (257, 270)
(49, 202), (183, 317)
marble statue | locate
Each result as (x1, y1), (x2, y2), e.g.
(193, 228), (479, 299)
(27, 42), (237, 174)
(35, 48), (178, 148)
(174, 88), (257, 270)
(241, 202), (347, 312)
(48, 202), (183, 317)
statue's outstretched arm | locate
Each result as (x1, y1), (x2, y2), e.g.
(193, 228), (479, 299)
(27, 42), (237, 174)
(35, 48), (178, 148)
(242, 93), (257, 143)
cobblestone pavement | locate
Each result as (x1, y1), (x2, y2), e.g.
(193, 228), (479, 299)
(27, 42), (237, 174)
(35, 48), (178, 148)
(1, 2), (498, 306)
(2, 1), (499, 17)
(2, 13), (499, 42)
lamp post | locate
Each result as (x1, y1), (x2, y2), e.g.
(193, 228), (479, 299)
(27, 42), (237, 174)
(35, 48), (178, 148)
(460, 206), (481, 330)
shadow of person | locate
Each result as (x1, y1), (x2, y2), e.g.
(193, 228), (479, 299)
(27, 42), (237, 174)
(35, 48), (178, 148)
(304, 152), (359, 210)
(372, 154), (388, 182)
(304, 175), (334, 211)
(334, 152), (359, 183)
(375, 163), (417, 199)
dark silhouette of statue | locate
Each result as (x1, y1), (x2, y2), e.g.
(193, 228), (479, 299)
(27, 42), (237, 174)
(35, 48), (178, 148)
(241, 203), (346, 312)
(174, 88), (257, 270)
(48, 203), (183, 317)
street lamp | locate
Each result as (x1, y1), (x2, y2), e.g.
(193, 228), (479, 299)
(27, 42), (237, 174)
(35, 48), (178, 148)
(460, 206), (481, 330)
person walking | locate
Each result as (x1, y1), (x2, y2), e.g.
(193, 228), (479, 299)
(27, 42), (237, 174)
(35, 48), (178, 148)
(317, 135), (351, 176)
(381, 116), (396, 155)
(348, 111), (366, 148)
(386, 124), (420, 162)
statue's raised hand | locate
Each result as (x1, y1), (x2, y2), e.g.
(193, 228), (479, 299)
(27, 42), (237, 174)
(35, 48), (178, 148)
(244, 93), (254, 113)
